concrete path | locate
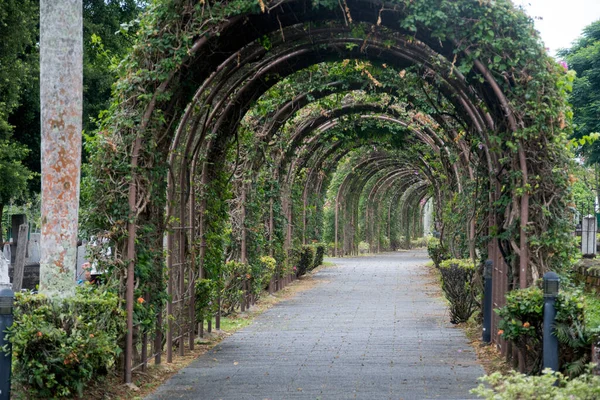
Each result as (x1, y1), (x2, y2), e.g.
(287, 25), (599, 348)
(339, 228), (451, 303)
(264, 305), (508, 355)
(147, 251), (484, 400)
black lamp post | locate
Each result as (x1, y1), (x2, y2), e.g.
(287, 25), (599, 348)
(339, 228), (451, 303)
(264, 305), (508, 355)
(0, 286), (14, 400)
(482, 260), (493, 343)
(543, 272), (560, 372)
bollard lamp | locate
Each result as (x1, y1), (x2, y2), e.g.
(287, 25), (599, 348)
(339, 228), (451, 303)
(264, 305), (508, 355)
(0, 285), (14, 400)
(484, 260), (492, 279)
(482, 260), (493, 343)
(542, 271), (560, 373)
(543, 272), (560, 298)
(0, 287), (12, 315)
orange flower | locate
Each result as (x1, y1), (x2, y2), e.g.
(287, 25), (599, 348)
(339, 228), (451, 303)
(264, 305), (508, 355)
(137, 297), (145, 304)
(523, 322), (530, 328)
(498, 329), (504, 336)
(37, 331), (42, 338)
(89, 334), (94, 338)
(245, 274), (251, 280)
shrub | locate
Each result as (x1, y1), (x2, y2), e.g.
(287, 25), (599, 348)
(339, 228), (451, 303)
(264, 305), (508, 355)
(326, 242), (335, 256)
(438, 258), (477, 324)
(6, 286), (126, 398)
(221, 260), (250, 312)
(295, 245), (315, 277)
(358, 241), (370, 254)
(411, 236), (430, 248)
(471, 367), (600, 399)
(427, 238), (450, 267)
(497, 287), (596, 376)
(379, 236), (390, 251)
(312, 243), (326, 270)
(258, 255), (277, 290)
(397, 235), (408, 249)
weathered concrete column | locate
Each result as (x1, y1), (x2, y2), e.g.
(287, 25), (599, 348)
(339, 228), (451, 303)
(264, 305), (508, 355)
(39, 0), (83, 298)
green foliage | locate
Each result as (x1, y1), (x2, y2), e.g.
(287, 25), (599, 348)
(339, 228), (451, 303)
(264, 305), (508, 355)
(249, 255), (276, 295)
(471, 367), (600, 399)
(195, 279), (217, 322)
(427, 238), (450, 268)
(585, 294), (600, 340)
(0, 139), (33, 206)
(438, 258), (477, 324)
(221, 260), (250, 313)
(258, 255), (277, 289)
(5, 286), (126, 398)
(496, 287), (597, 375)
(358, 241), (370, 254)
(82, 1), (146, 134)
(558, 20), (600, 164)
(292, 245), (316, 277)
(0, 0), (37, 137)
(312, 243), (326, 269)
(569, 163), (596, 209)
(411, 237), (430, 248)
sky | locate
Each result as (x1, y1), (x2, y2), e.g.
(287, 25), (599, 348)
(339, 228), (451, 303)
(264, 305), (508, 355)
(515, 0), (600, 57)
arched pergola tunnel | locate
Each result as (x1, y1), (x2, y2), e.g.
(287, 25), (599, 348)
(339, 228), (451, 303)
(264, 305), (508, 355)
(82, 0), (575, 382)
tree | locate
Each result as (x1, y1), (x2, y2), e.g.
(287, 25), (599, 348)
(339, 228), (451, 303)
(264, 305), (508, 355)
(82, 0), (144, 134)
(7, 0), (145, 197)
(0, 0), (38, 138)
(0, 0), (37, 241)
(559, 20), (600, 163)
(0, 140), (32, 243)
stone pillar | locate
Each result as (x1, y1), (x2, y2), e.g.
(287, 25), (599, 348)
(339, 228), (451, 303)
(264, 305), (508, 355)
(39, 0), (83, 298)
(582, 215), (597, 256)
(9, 214), (26, 264)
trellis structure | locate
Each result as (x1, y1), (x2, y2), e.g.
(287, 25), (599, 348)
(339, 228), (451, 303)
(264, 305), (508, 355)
(83, 0), (575, 382)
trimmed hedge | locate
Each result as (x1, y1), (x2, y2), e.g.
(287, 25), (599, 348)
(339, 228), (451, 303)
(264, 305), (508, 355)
(427, 238), (450, 267)
(439, 258), (477, 324)
(296, 245), (315, 277)
(313, 243), (326, 270)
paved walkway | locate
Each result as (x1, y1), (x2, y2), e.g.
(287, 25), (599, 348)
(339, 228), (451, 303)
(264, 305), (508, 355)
(147, 251), (484, 399)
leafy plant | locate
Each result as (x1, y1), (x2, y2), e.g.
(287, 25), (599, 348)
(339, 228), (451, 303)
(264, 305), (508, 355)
(496, 287), (597, 375)
(438, 258), (477, 323)
(294, 245), (315, 277)
(195, 279), (217, 322)
(258, 255), (277, 289)
(358, 241), (370, 254)
(5, 286), (126, 398)
(427, 238), (450, 268)
(312, 243), (326, 269)
(471, 367), (600, 399)
(221, 260), (250, 313)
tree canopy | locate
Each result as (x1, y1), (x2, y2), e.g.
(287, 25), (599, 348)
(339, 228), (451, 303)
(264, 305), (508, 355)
(559, 20), (600, 164)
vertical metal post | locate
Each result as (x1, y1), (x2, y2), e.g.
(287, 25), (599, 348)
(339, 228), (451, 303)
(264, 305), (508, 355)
(0, 286), (14, 400)
(482, 260), (493, 343)
(39, 0), (83, 299)
(215, 296), (221, 330)
(334, 197), (339, 257)
(241, 187), (247, 264)
(543, 272), (560, 372)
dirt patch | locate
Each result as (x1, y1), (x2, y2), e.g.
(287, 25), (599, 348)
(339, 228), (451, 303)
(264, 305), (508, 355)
(421, 261), (510, 376)
(461, 319), (511, 376)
